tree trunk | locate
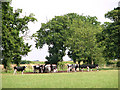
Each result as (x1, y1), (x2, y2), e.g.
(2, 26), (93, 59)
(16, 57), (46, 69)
(92, 60), (94, 65)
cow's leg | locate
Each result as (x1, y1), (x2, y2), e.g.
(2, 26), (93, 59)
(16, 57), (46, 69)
(73, 67), (75, 72)
(39, 69), (41, 73)
(48, 67), (51, 73)
(75, 68), (76, 72)
(87, 67), (89, 72)
(67, 68), (69, 72)
(96, 67), (99, 71)
(67, 67), (69, 72)
(41, 68), (43, 73)
(34, 69), (36, 73)
(70, 67), (71, 72)
(13, 69), (17, 75)
(81, 68), (83, 72)
(91, 69), (92, 71)
(40, 68), (42, 73)
(53, 69), (56, 73)
(56, 68), (58, 72)
(22, 70), (24, 75)
(69, 67), (71, 72)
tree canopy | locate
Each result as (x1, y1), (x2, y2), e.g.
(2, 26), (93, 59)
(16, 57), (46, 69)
(98, 7), (120, 60)
(34, 13), (105, 64)
(65, 15), (105, 64)
(2, 2), (37, 69)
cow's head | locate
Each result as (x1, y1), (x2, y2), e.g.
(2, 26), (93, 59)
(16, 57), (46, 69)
(95, 64), (98, 67)
(23, 66), (27, 69)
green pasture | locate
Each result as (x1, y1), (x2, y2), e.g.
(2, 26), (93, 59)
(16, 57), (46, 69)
(2, 70), (118, 88)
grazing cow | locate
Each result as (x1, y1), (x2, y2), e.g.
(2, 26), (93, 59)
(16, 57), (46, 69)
(67, 64), (73, 72)
(51, 64), (58, 72)
(13, 66), (27, 75)
(44, 64), (57, 73)
(79, 65), (89, 72)
(67, 64), (79, 72)
(88, 64), (99, 71)
(74, 64), (79, 72)
(33, 65), (44, 73)
(67, 64), (77, 72)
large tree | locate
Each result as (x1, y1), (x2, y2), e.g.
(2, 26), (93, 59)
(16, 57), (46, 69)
(98, 7), (120, 60)
(66, 15), (105, 64)
(34, 14), (72, 64)
(34, 13), (83, 64)
(34, 13), (105, 65)
(2, 2), (37, 70)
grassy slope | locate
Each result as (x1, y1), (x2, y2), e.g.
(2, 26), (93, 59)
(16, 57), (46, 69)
(2, 70), (118, 88)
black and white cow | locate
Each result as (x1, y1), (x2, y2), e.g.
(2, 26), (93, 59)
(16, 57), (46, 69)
(74, 64), (79, 72)
(44, 64), (58, 73)
(13, 66), (27, 75)
(67, 64), (73, 72)
(67, 64), (80, 72)
(88, 64), (99, 71)
(33, 65), (44, 73)
(67, 64), (99, 72)
(79, 65), (89, 72)
(67, 64), (76, 72)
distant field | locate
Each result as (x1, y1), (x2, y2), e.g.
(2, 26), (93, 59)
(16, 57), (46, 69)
(2, 70), (118, 88)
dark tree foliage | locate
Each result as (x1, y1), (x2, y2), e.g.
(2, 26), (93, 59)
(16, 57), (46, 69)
(98, 7), (120, 60)
(66, 14), (105, 64)
(2, 2), (37, 70)
(34, 14), (74, 64)
(34, 13), (105, 65)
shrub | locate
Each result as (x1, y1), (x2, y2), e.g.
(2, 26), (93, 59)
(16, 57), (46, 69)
(116, 61), (120, 67)
(20, 60), (31, 64)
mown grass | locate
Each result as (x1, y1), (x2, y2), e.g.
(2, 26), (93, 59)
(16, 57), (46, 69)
(2, 70), (118, 88)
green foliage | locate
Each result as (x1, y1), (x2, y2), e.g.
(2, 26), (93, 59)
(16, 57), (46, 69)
(20, 60), (31, 64)
(107, 60), (118, 64)
(116, 61), (120, 67)
(34, 13), (105, 64)
(30, 61), (45, 64)
(2, 2), (37, 69)
(58, 61), (65, 70)
(66, 14), (105, 64)
(34, 14), (75, 64)
(99, 7), (120, 60)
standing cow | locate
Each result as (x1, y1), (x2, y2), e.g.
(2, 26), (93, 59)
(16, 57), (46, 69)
(67, 64), (73, 72)
(33, 65), (44, 73)
(43, 64), (57, 73)
(74, 64), (79, 72)
(67, 64), (80, 72)
(79, 65), (89, 72)
(13, 66), (27, 75)
(88, 64), (99, 71)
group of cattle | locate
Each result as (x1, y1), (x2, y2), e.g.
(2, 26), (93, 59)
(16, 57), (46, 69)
(13, 64), (57, 75)
(13, 64), (99, 75)
(67, 64), (99, 72)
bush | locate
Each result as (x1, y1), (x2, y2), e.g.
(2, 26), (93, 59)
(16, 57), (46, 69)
(107, 60), (118, 65)
(20, 60), (31, 64)
(116, 61), (120, 67)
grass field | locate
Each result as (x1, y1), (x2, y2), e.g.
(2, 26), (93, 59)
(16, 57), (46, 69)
(2, 70), (118, 88)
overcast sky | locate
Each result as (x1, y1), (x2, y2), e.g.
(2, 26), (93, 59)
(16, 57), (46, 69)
(11, 0), (119, 61)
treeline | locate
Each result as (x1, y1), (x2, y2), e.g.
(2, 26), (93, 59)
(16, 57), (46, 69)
(1, 1), (120, 71)
(33, 7), (120, 65)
